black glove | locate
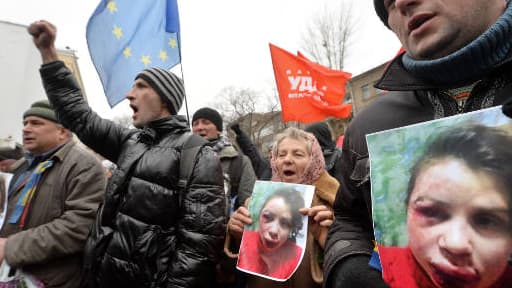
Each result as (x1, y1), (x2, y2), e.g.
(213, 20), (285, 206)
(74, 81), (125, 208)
(230, 123), (241, 134)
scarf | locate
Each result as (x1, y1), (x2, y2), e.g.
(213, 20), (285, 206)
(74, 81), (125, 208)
(270, 132), (325, 185)
(9, 159), (54, 228)
(402, 2), (512, 86)
(208, 135), (233, 154)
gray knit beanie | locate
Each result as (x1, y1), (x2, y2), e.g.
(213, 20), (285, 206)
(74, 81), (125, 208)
(23, 100), (58, 123)
(135, 68), (185, 115)
(374, 0), (389, 28)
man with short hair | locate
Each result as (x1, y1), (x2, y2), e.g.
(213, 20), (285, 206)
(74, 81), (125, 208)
(29, 20), (226, 288)
(192, 107), (256, 287)
(0, 100), (105, 287)
(324, 0), (512, 287)
(192, 107), (256, 211)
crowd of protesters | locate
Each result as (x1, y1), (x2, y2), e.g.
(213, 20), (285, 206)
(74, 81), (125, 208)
(0, 0), (512, 287)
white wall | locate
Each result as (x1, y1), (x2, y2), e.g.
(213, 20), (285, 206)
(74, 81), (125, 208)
(1, 20), (45, 147)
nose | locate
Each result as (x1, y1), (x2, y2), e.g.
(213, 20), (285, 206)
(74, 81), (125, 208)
(126, 87), (136, 101)
(438, 219), (473, 263)
(192, 122), (204, 132)
(22, 123), (32, 133)
(282, 153), (293, 163)
(267, 221), (280, 239)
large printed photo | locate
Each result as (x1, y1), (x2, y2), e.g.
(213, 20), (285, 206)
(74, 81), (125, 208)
(237, 180), (314, 282)
(367, 106), (512, 288)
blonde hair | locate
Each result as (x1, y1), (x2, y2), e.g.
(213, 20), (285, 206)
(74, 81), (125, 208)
(272, 127), (313, 156)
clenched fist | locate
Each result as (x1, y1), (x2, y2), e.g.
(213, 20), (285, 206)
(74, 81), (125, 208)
(27, 20), (58, 63)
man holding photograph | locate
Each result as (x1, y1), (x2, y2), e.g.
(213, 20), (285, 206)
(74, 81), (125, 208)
(325, 0), (512, 287)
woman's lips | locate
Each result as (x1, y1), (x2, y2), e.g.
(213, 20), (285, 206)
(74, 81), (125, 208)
(430, 263), (480, 287)
(263, 237), (279, 249)
(283, 169), (296, 177)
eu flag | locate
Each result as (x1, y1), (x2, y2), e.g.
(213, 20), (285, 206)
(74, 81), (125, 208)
(86, 0), (181, 107)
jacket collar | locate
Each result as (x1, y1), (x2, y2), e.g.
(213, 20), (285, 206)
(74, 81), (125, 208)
(22, 140), (75, 167)
(312, 170), (339, 206)
(376, 51), (512, 92)
(138, 115), (190, 144)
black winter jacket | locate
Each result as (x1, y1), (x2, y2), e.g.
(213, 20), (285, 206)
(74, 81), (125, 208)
(40, 61), (226, 288)
(324, 54), (512, 284)
(233, 127), (272, 180)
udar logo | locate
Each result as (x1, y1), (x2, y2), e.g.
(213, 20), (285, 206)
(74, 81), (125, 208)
(286, 69), (329, 105)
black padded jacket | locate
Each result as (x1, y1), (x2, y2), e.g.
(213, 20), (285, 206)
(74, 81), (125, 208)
(40, 61), (226, 288)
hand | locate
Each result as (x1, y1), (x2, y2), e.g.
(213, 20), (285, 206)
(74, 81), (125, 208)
(0, 238), (6, 263)
(229, 123), (241, 134)
(0, 159), (15, 172)
(300, 205), (333, 248)
(27, 20), (58, 63)
(227, 206), (252, 240)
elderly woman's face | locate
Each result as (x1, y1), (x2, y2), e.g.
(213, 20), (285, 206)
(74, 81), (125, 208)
(276, 138), (311, 184)
(258, 196), (293, 253)
(407, 158), (512, 288)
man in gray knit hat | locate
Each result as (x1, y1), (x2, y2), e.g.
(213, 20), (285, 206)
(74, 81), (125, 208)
(28, 20), (226, 288)
(324, 0), (512, 287)
(0, 99), (105, 287)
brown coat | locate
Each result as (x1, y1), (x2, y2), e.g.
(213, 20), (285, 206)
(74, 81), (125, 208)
(0, 140), (106, 288)
(227, 171), (338, 288)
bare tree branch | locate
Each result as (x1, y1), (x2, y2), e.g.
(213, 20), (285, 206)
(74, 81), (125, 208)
(300, 0), (356, 70)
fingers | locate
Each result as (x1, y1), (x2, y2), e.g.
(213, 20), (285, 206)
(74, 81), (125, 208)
(300, 205), (334, 226)
(227, 207), (253, 238)
(28, 20), (55, 36)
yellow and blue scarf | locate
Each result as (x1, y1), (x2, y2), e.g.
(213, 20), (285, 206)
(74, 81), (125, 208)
(9, 159), (54, 228)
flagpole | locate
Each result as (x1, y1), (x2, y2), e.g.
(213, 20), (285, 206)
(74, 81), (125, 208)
(177, 52), (191, 126)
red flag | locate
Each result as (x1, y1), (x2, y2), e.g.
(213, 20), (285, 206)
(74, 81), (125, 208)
(269, 43), (352, 123)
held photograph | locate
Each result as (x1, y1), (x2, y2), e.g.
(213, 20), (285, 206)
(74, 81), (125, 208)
(237, 180), (314, 281)
(367, 106), (512, 288)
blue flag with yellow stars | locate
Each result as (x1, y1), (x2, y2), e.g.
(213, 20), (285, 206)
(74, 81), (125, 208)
(87, 0), (181, 107)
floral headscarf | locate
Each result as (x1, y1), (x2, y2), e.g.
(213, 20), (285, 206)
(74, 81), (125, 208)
(270, 128), (325, 185)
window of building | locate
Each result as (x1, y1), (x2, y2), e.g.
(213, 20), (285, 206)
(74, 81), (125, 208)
(361, 84), (370, 100)
(344, 92), (352, 103)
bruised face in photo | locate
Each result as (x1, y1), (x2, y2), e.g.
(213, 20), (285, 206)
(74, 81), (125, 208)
(407, 157), (512, 288)
(258, 196), (293, 253)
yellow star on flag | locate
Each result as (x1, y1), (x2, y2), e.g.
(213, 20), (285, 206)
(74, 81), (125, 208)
(168, 38), (178, 49)
(112, 25), (123, 39)
(107, 1), (118, 14)
(141, 55), (151, 67)
(123, 47), (132, 58)
(159, 50), (168, 61)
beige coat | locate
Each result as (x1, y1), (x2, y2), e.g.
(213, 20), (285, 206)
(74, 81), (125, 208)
(0, 140), (106, 288)
(227, 171), (338, 288)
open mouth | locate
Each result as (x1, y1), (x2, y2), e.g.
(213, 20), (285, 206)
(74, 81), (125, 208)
(408, 13), (433, 32)
(130, 104), (139, 117)
(282, 169), (296, 177)
(430, 263), (480, 288)
(23, 136), (34, 143)
(263, 238), (280, 249)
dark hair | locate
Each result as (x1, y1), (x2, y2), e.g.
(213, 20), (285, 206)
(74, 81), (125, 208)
(406, 124), (512, 221)
(260, 187), (305, 240)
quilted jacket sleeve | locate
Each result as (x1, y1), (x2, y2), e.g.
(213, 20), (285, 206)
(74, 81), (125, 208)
(39, 61), (132, 162)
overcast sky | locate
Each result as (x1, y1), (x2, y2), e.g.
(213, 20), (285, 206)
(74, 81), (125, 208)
(0, 0), (400, 120)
